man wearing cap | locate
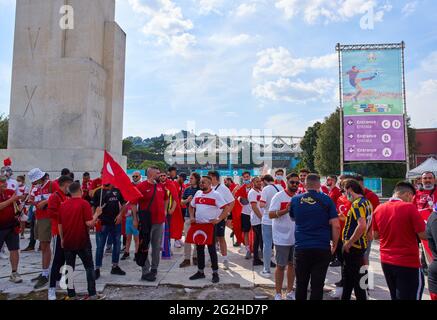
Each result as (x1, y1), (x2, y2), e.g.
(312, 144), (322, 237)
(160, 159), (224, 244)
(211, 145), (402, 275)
(0, 175), (23, 283)
(28, 168), (54, 289)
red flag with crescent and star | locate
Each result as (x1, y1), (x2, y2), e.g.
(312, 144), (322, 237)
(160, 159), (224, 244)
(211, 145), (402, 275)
(102, 151), (142, 203)
(186, 223), (214, 245)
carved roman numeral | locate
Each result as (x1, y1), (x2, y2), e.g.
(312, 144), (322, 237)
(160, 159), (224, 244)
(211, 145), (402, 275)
(24, 85), (37, 117)
(27, 27), (41, 59)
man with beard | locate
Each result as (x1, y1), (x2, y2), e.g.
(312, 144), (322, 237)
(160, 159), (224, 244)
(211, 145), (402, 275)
(248, 177), (264, 266)
(269, 173), (299, 300)
(298, 169), (309, 194)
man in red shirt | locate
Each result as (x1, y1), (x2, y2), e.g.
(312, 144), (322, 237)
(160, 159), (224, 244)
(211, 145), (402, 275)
(89, 170), (103, 199)
(81, 172), (93, 203)
(0, 175), (22, 283)
(234, 171), (253, 259)
(58, 182), (104, 300)
(326, 175), (342, 205)
(132, 166), (169, 282)
(373, 182), (426, 300)
(173, 173), (187, 248)
(47, 175), (73, 300)
(414, 171), (437, 268)
(28, 168), (55, 290)
(298, 169), (309, 194)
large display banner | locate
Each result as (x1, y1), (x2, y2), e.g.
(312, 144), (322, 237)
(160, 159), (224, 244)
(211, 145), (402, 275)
(340, 46), (407, 162)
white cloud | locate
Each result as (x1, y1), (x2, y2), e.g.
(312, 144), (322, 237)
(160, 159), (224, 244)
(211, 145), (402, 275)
(265, 113), (315, 136)
(128, 0), (196, 56)
(275, 0), (391, 24)
(421, 51), (437, 73)
(402, 1), (418, 17)
(408, 79), (437, 128)
(253, 77), (336, 103)
(233, 3), (257, 17)
(208, 33), (254, 46)
(196, 0), (224, 15)
(253, 47), (337, 79)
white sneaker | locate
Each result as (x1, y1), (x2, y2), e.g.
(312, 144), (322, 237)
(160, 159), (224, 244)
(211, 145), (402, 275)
(223, 259), (230, 270)
(0, 247), (8, 259)
(238, 247), (245, 254)
(174, 240), (183, 248)
(48, 288), (57, 301)
(260, 270), (271, 278)
(286, 291), (295, 300)
(329, 287), (343, 299)
(9, 272), (23, 284)
(274, 293), (283, 301)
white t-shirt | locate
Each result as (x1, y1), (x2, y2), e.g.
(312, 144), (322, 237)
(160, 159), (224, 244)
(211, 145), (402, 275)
(190, 190), (227, 223)
(237, 185), (252, 215)
(269, 190), (295, 246)
(260, 184), (283, 226)
(212, 184), (235, 205)
(248, 188), (262, 226)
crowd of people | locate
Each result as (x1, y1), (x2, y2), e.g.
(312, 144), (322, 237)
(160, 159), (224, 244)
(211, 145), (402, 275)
(0, 159), (436, 301)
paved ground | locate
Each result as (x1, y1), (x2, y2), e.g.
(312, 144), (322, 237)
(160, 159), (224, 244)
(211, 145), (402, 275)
(0, 229), (431, 300)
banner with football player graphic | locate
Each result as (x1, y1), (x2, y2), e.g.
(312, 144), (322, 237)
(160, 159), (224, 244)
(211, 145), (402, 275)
(338, 43), (407, 162)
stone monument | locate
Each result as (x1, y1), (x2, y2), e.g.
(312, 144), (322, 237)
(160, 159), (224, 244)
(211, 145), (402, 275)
(0, 0), (126, 177)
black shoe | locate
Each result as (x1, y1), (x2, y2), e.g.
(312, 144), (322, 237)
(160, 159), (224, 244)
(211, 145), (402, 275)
(95, 269), (101, 280)
(111, 266), (126, 276)
(253, 259), (263, 266)
(270, 261), (276, 268)
(121, 252), (130, 261)
(141, 270), (157, 282)
(189, 271), (206, 281)
(212, 273), (220, 283)
(31, 274), (43, 282)
(33, 276), (48, 289)
(233, 242), (241, 248)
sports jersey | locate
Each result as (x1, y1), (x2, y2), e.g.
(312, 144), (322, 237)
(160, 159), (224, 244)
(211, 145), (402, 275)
(248, 188), (262, 226)
(30, 180), (53, 220)
(235, 185), (252, 215)
(342, 197), (372, 250)
(269, 189), (295, 246)
(190, 190), (227, 223)
(260, 184), (282, 225)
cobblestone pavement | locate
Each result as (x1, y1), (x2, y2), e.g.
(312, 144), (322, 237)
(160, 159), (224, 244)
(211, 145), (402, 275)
(0, 229), (431, 300)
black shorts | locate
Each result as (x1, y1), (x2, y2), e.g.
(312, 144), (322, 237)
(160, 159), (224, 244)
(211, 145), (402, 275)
(0, 227), (20, 251)
(241, 214), (251, 233)
(215, 220), (226, 237)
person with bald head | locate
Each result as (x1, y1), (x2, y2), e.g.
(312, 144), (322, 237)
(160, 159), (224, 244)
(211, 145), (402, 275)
(132, 167), (169, 282)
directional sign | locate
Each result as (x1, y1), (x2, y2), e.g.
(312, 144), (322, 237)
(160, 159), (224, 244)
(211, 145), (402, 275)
(344, 115), (406, 161)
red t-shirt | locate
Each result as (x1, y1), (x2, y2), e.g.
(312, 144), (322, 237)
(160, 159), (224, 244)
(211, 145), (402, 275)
(364, 188), (380, 211)
(336, 194), (351, 231)
(47, 190), (67, 236)
(82, 179), (93, 200)
(414, 188), (437, 222)
(58, 198), (93, 251)
(298, 183), (307, 194)
(134, 181), (169, 225)
(321, 185), (329, 195)
(0, 189), (16, 229)
(373, 199), (425, 268)
(30, 180), (53, 220)
(329, 186), (342, 207)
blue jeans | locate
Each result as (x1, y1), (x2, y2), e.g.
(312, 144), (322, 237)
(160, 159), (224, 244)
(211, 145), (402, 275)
(95, 224), (121, 268)
(262, 224), (273, 273)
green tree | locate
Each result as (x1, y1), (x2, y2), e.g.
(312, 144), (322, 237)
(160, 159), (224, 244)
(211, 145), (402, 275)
(314, 109), (341, 175)
(300, 122), (322, 172)
(0, 115), (8, 149)
(137, 160), (167, 172)
(122, 139), (133, 156)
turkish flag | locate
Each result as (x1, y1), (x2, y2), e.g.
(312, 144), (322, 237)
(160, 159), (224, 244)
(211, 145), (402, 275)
(102, 151), (142, 203)
(186, 223), (214, 245)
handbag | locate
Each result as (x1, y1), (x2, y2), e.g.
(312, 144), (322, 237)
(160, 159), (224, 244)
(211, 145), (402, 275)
(135, 184), (157, 267)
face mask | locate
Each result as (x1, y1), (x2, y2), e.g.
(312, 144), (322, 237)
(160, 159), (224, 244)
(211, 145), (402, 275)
(423, 184), (435, 191)
(243, 180), (251, 185)
(275, 176), (283, 181)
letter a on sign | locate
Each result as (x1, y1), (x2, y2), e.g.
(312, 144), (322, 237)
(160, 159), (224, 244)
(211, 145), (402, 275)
(59, 5), (74, 30)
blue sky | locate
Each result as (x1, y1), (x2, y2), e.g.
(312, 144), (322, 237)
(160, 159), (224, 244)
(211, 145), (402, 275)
(0, 0), (436, 138)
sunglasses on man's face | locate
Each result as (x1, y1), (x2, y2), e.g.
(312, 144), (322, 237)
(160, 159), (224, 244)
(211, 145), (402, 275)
(132, 176), (140, 178)
(288, 181), (299, 185)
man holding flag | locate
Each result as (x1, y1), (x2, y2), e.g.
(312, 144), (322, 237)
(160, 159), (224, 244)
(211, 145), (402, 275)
(188, 176), (231, 283)
(94, 152), (143, 279)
